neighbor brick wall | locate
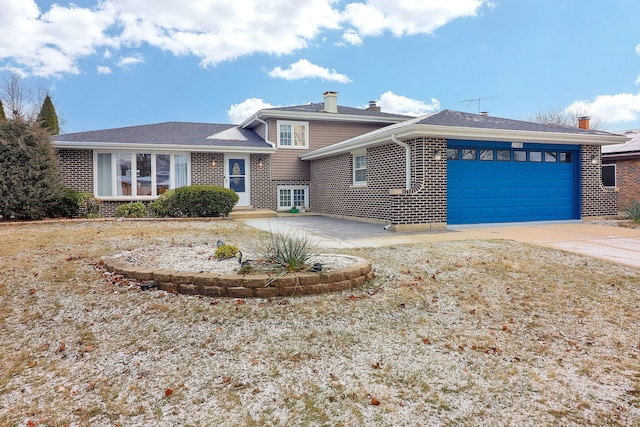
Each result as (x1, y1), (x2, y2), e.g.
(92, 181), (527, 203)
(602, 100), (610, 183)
(309, 137), (447, 227)
(581, 145), (617, 217)
(57, 149), (93, 192)
(609, 158), (640, 210)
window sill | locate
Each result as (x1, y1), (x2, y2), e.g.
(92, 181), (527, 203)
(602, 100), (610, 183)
(277, 146), (309, 150)
(350, 183), (367, 188)
(96, 196), (159, 201)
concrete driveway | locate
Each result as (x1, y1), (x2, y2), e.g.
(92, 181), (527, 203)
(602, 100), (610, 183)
(242, 216), (640, 268)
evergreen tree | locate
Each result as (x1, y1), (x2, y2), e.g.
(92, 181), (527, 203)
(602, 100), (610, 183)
(0, 99), (6, 123)
(0, 120), (63, 220)
(37, 94), (60, 135)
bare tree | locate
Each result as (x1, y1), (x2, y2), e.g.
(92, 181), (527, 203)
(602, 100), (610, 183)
(533, 109), (605, 130)
(0, 74), (39, 122)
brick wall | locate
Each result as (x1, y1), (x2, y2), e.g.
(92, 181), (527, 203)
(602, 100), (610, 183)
(607, 158), (640, 210)
(309, 138), (447, 228)
(192, 152), (225, 186)
(581, 145), (618, 217)
(390, 137), (447, 227)
(57, 149), (93, 192)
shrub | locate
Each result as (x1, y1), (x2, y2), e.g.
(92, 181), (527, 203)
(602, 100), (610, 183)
(80, 194), (102, 218)
(148, 190), (175, 217)
(214, 244), (239, 260)
(149, 185), (238, 218)
(626, 200), (640, 223)
(46, 187), (85, 218)
(0, 120), (63, 220)
(262, 230), (316, 272)
(115, 202), (148, 218)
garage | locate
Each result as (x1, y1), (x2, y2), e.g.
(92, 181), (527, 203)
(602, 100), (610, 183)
(447, 140), (580, 224)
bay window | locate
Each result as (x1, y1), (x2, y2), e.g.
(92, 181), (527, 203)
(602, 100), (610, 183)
(95, 152), (190, 198)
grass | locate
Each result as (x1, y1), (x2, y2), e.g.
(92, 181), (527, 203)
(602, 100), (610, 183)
(0, 220), (639, 426)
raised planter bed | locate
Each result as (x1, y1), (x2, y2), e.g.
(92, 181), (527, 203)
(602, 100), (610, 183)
(103, 255), (374, 298)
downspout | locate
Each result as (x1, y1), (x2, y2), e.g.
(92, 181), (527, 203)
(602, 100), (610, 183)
(391, 134), (411, 190)
(252, 116), (274, 147)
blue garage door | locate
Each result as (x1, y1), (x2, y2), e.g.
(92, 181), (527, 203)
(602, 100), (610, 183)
(447, 140), (580, 224)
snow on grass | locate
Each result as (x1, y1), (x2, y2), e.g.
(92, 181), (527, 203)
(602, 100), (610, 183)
(0, 220), (639, 426)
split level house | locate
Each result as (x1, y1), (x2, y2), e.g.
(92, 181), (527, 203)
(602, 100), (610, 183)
(53, 91), (628, 230)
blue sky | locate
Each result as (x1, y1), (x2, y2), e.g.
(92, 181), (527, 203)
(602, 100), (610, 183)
(2, 0), (640, 133)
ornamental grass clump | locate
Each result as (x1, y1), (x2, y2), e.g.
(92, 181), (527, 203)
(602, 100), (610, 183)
(626, 200), (640, 223)
(263, 230), (316, 272)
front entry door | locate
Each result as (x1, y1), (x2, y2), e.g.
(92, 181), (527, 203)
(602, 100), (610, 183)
(224, 154), (250, 206)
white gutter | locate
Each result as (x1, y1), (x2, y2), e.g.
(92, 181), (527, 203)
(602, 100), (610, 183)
(252, 116), (274, 147)
(52, 140), (277, 154)
(301, 124), (630, 161)
(391, 134), (411, 191)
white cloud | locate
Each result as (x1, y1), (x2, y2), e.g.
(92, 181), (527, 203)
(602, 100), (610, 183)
(97, 66), (112, 74)
(227, 98), (275, 124)
(342, 30), (363, 46)
(116, 54), (144, 68)
(566, 93), (640, 125)
(0, 0), (489, 77)
(378, 91), (440, 116)
(636, 44), (640, 56)
(341, 0), (485, 42)
(268, 59), (351, 83)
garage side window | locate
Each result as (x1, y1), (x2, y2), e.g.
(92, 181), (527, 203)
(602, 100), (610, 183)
(601, 164), (616, 188)
(353, 151), (367, 185)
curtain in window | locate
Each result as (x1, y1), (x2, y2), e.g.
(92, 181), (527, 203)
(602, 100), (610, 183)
(174, 155), (188, 188)
(97, 153), (112, 197)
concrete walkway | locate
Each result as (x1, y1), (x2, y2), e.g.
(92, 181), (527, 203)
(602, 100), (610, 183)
(241, 216), (640, 268)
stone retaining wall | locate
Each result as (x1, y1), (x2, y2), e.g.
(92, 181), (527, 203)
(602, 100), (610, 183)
(104, 256), (374, 298)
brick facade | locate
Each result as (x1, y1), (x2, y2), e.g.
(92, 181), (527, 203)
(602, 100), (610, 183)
(57, 149), (93, 192)
(603, 157), (640, 211)
(309, 138), (447, 229)
(581, 145), (618, 217)
(57, 143), (620, 222)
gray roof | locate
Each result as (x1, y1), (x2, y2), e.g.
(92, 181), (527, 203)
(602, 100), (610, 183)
(416, 110), (615, 136)
(264, 102), (413, 120)
(602, 129), (640, 155)
(53, 122), (271, 148)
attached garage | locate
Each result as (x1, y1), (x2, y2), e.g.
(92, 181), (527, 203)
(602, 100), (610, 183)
(301, 109), (626, 231)
(447, 140), (580, 224)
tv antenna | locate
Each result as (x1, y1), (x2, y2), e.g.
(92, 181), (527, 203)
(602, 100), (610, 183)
(459, 95), (501, 113)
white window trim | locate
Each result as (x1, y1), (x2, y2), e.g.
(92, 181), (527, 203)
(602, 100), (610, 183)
(277, 185), (309, 211)
(601, 163), (616, 188)
(276, 120), (309, 149)
(352, 150), (367, 186)
(93, 151), (191, 200)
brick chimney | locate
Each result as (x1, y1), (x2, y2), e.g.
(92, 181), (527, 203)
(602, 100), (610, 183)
(578, 116), (590, 130)
(323, 91), (338, 113)
(366, 100), (381, 112)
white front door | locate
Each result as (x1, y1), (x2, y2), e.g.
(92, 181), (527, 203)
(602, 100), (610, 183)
(224, 154), (250, 206)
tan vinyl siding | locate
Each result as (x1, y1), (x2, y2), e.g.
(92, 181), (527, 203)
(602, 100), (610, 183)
(269, 119), (387, 180)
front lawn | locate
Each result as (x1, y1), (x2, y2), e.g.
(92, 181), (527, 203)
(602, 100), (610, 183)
(1, 220), (639, 426)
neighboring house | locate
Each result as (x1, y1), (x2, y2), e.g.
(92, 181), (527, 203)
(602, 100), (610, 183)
(602, 129), (640, 211)
(53, 92), (628, 229)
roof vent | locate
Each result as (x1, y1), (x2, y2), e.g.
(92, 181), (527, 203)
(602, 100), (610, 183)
(479, 111), (489, 116)
(323, 91), (338, 113)
(366, 100), (381, 112)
